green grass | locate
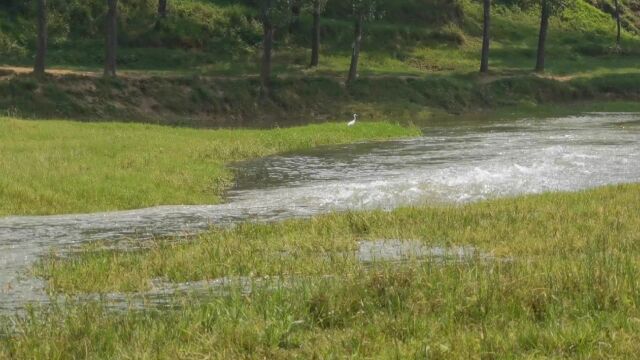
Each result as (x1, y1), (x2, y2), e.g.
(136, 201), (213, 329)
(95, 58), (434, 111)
(2, 0), (639, 78)
(6, 70), (640, 127)
(3, 0), (640, 124)
(36, 184), (640, 293)
(2, 0), (640, 356)
(0, 118), (418, 216)
(3, 184), (638, 358)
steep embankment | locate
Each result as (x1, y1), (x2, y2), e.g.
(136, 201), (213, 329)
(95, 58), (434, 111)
(1, 71), (640, 127)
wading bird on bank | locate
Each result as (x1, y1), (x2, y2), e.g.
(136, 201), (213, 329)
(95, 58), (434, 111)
(348, 113), (358, 126)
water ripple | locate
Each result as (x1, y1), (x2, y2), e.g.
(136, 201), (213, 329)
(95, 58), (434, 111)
(1, 112), (639, 312)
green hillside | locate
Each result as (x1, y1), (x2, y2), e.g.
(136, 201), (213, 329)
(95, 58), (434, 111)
(1, 0), (640, 124)
(0, 0), (635, 74)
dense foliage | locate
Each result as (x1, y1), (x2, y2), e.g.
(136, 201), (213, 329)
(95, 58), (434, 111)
(0, 0), (261, 53)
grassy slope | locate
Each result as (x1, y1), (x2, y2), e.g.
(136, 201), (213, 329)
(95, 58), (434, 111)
(4, 184), (638, 358)
(0, 118), (418, 216)
(5, 70), (640, 128)
(2, 0), (640, 124)
(1, 0), (637, 76)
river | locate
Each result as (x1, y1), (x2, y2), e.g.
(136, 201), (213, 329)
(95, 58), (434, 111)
(1, 112), (639, 312)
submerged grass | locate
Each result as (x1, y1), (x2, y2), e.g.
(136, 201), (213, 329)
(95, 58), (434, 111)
(3, 184), (639, 358)
(38, 184), (640, 293)
(0, 118), (418, 216)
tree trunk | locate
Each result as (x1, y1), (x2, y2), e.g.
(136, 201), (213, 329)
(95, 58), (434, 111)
(535, 0), (550, 73)
(289, 0), (301, 34)
(347, 16), (363, 84)
(615, 0), (621, 46)
(158, 0), (167, 18)
(104, 0), (118, 77)
(479, 0), (491, 73)
(34, 0), (47, 76)
(310, 0), (321, 67)
(260, 19), (274, 97)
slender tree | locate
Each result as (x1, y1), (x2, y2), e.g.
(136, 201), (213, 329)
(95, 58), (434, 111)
(34, 0), (47, 76)
(158, 0), (168, 18)
(347, 0), (382, 84)
(304, 0), (327, 67)
(104, 0), (118, 77)
(308, 0), (328, 67)
(534, 0), (550, 72)
(347, 14), (364, 84)
(479, 0), (491, 73)
(614, 0), (621, 46)
(259, 0), (289, 97)
(289, 0), (301, 34)
(534, 0), (572, 73)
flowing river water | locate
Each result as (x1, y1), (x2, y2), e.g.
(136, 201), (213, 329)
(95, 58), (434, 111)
(1, 112), (639, 312)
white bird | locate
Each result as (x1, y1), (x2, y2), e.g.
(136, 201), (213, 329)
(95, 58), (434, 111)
(348, 113), (358, 127)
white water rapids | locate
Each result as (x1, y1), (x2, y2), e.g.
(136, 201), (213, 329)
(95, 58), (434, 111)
(1, 112), (639, 312)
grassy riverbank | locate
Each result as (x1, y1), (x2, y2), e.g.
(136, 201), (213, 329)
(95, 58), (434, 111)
(0, 118), (418, 216)
(2, 184), (638, 358)
(3, 71), (640, 128)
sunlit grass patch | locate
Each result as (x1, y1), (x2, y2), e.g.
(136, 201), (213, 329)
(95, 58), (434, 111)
(0, 118), (418, 216)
